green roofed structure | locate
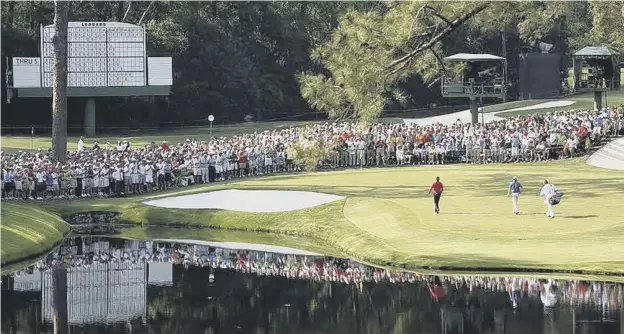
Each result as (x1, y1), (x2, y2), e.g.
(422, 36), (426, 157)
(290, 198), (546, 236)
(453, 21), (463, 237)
(572, 46), (621, 110)
(441, 53), (507, 125)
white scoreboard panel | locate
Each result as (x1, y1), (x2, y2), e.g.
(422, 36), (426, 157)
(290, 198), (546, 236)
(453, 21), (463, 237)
(41, 22), (146, 88)
(148, 57), (173, 86)
(12, 57), (42, 88)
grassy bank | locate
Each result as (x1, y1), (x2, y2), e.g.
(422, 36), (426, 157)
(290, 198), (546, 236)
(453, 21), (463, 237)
(0, 120), (319, 153)
(497, 90), (624, 117)
(4, 92), (612, 153)
(119, 226), (624, 283)
(0, 202), (71, 266)
(26, 158), (624, 277)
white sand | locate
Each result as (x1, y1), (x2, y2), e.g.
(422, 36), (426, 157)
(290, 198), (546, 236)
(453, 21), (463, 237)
(143, 189), (344, 212)
(403, 100), (576, 126)
(155, 239), (323, 256)
(586, 137), (624, 170)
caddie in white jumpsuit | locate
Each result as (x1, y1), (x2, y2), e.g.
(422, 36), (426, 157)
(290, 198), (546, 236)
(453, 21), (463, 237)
(539, 180), (557, 218)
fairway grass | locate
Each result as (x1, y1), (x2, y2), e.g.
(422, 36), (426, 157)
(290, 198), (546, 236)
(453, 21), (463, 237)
(0, 203), (70, 266)
(0, 120), (320, 153)
(5, 92), (622, 153)
(497, 90), (624, 117)
(20, 158), (624, 277)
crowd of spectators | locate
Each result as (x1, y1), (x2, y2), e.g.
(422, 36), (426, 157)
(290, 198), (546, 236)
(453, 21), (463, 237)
(1, 106), (622, 200)
(10, 237), (624, 311)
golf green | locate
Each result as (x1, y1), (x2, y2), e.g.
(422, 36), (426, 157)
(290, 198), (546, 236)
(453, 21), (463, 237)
(6, 158), (620, 277)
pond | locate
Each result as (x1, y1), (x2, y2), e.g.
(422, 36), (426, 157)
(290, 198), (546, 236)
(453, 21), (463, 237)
(1, 236), (623, 334)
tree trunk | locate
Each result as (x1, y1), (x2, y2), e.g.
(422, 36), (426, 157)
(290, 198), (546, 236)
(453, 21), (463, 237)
(51, 0), (69, 162)
(122, 1), (132, 22)
(138, 1), (154, 26)
(501, 30), (507, 103)
(52, 266), (69, 334)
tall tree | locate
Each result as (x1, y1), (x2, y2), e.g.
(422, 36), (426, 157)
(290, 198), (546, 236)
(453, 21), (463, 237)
(297, 1), (601, 123)
(587, 0), (624, 49)
(51, 0), (69, 161)
(298, 2), (491, 122)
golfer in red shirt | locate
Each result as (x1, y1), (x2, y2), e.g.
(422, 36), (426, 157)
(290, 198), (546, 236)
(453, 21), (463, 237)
(428, 176), (444, 214)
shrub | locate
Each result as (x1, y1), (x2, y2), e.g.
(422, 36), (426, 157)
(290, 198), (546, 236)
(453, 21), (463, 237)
(289, 135), (333, 171)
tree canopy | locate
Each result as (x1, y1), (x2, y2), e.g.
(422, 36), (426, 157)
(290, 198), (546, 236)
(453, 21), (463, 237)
(1, 1), (623, 131)
(299, 1), (624, 122)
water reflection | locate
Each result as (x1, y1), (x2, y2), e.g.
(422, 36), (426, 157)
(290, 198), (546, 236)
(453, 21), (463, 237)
(2, 237), (623, 334)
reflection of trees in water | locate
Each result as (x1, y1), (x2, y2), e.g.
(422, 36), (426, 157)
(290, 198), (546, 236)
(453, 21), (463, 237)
(143, 265), (615, 334)
(4, 237), (623, 334)
(147, 268), (438, 333)
(1, 291), (42, 334)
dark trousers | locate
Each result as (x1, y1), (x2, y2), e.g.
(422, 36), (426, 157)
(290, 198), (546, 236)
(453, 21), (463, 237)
(433, 194), (441, 212)
(115, 181), (124, 194)
(158, 174), (166, 189)
(208, 166), (216, 183)
(76, 178), (83, 197)
(2, 182), (14, 197)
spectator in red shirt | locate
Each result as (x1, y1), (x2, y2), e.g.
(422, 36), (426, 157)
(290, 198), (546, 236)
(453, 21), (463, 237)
(161, 141), (169, 151)
(428, 276), (445, 301)
(428, 176), (444, 214)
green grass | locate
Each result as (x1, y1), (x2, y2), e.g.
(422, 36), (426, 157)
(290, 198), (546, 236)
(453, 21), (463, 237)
(22, 158), (624, 277)
(0, 120), (320, 153)
(379, 100), (551, 123)
(119, 226), (345, 259)
(0, 202), (71, 266)
(497, 90), (624, 117)
(118, 226), (624, 283)
(2, 93), (602, 153)
(479, 99), (555, 113)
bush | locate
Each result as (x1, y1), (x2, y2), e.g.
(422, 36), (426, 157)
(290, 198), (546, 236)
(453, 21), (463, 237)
(289, 135), (333, 171)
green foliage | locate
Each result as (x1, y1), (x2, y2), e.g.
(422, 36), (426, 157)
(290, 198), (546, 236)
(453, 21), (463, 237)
(289, 133), (333, 171)
(299, 1), (624, 123)
(588, 1), (624, 49)
(298, 1), (495, 123)
(2, 1), (624, 130)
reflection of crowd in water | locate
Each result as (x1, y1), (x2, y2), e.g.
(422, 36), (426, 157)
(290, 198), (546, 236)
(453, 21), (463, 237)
(11, 238), (624, 311)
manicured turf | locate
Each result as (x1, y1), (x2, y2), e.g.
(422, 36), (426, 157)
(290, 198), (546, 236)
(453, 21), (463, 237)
(0, 120), (319, 153)
(4, 92), (614, 153)
(380, 100), (551, 123)
(0, 202), (70, 266)
(497, 90), (624, 117)
(478, 99), (555, 114)
(26, 158), (624, 277)
(119, 226), (624, 283)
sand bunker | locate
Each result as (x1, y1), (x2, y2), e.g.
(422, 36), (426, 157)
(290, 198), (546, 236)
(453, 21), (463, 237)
(155, 239), (323, 256)
(587, 137), (624, 170)
(144, 189), (344, 212)
(403, 100), (576, 126)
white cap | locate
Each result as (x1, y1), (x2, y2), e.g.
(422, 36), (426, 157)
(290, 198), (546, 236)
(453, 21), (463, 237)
(513, 176), (517, 180)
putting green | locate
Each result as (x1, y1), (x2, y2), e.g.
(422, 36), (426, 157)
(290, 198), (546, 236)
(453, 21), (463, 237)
(20, 158), (624, 277)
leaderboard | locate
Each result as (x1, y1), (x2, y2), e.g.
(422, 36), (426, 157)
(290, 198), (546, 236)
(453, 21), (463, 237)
(41, 22), (146, 87)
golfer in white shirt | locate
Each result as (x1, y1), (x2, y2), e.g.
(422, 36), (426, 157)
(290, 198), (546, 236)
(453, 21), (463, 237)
(507, 176), (523, 215)
(539, 180), (557, 218)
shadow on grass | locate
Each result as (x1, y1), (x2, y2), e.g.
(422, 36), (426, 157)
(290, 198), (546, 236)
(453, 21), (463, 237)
(563, 215), (599, 219)
(402, 254), (624, 277)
